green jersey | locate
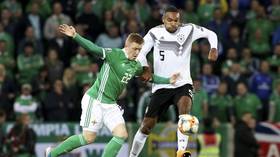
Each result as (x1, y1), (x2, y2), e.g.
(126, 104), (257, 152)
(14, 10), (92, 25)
(192, 89), (208, 121)
(14, 95), (38, 120)
(234, 93), (262, 120)
(0, 51), (14, 78)
(269, 91), (280, 122)
(73, 34), (170, 104)
(71, 54), (92, 86)
(268, 55), (280, 67)
(210, 94), (232, 123)
(17, 53), (44, 84)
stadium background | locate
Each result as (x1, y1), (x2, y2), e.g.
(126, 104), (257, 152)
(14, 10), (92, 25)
(0, 0), (279, 156)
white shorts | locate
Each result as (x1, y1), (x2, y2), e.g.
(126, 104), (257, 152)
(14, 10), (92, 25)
(80, 94), (125, 132)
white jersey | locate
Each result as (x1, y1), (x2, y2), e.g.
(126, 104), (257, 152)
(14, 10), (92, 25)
(137, 23), (218, 93)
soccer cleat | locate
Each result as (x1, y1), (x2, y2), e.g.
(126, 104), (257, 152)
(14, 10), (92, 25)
(45, 146), (53, 157)
(176, 150), (191, 157)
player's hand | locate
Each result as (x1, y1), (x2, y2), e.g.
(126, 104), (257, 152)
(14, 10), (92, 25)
(208, 48), (218, 61)
(58, 24), (77, 37)
(170, 73), (180, 84)
(140, 66), (152, 83)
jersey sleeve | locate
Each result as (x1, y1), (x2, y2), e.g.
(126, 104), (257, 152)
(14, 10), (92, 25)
(135, 70), (171, 84)
(73, 34), (106, 59)
(151, 74), (170, 84)
(136, 30), (155, 67)
(190, 24), (218, 49)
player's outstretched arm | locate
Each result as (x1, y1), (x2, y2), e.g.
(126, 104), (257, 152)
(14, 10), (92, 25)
(191, 24), (218, 61)
(58, 24), (76, 37)
(151, 73), (180, 84)
(136, 30), (156, 81)
(208, 48), (218, 61)
(136, 31), (155, 67)
(169, 73), (180, 84)
(135, 62), (179, 84)
(58, 24), (104, 58)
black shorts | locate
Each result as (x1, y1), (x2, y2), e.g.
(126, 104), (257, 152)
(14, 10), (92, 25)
(144, 84), (193, 118)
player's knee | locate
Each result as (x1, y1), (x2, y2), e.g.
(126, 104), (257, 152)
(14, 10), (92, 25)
(84, 135), (96, 144)
(141, 118), (157, 135)
(82, 131), (96, 144)
(140, 125), (153, 135)
(112, 123), (128, 140)
(113, 130), (128, 140)
(119, 131), (128, 140)
(84, 135), (95, 144)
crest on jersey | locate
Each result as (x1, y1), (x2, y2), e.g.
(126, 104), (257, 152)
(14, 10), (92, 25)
(177, 34), (185, 43)
(150, 25), (194, 56)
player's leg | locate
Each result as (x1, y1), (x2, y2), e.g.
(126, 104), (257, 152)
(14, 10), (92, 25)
(47, 130), (97, 157)
(130, 89), (172, 157)
(46, 95), (103, 157)
(176, 96), (192, 157)
(129, 117), (157, 157)
(174, 85), (193, 157)
(102, 123), (128, 157)
(102, 105), (127, 157)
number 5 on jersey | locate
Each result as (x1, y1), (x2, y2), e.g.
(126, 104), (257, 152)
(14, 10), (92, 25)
(159, 50), (165, 61)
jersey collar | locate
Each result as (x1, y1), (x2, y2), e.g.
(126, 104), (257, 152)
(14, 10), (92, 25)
(122, 48), (129, 59)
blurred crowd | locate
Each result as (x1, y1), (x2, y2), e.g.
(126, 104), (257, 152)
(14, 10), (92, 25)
(0, 0), (279, 129)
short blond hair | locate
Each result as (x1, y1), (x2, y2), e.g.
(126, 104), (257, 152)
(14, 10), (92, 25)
(126, 33), (144, 44)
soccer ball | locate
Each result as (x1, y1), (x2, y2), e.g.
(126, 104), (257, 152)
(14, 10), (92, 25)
(178, 114), (199, 135)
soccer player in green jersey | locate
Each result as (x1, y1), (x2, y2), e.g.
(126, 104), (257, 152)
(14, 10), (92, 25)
(45, 24), (179, 157)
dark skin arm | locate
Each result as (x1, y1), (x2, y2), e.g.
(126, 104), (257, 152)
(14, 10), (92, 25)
(208, 48), (218, 62)
(139, 66), (152, 83)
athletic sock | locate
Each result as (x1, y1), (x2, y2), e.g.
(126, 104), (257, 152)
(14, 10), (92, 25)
(102, 136), (125, 157)
(50, 134), (87, 157)
(177, 126), (189, 150)
(129, 130), (148, 157)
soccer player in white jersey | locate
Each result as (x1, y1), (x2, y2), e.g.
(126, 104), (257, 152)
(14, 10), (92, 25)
(129, 6), (218, 157)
